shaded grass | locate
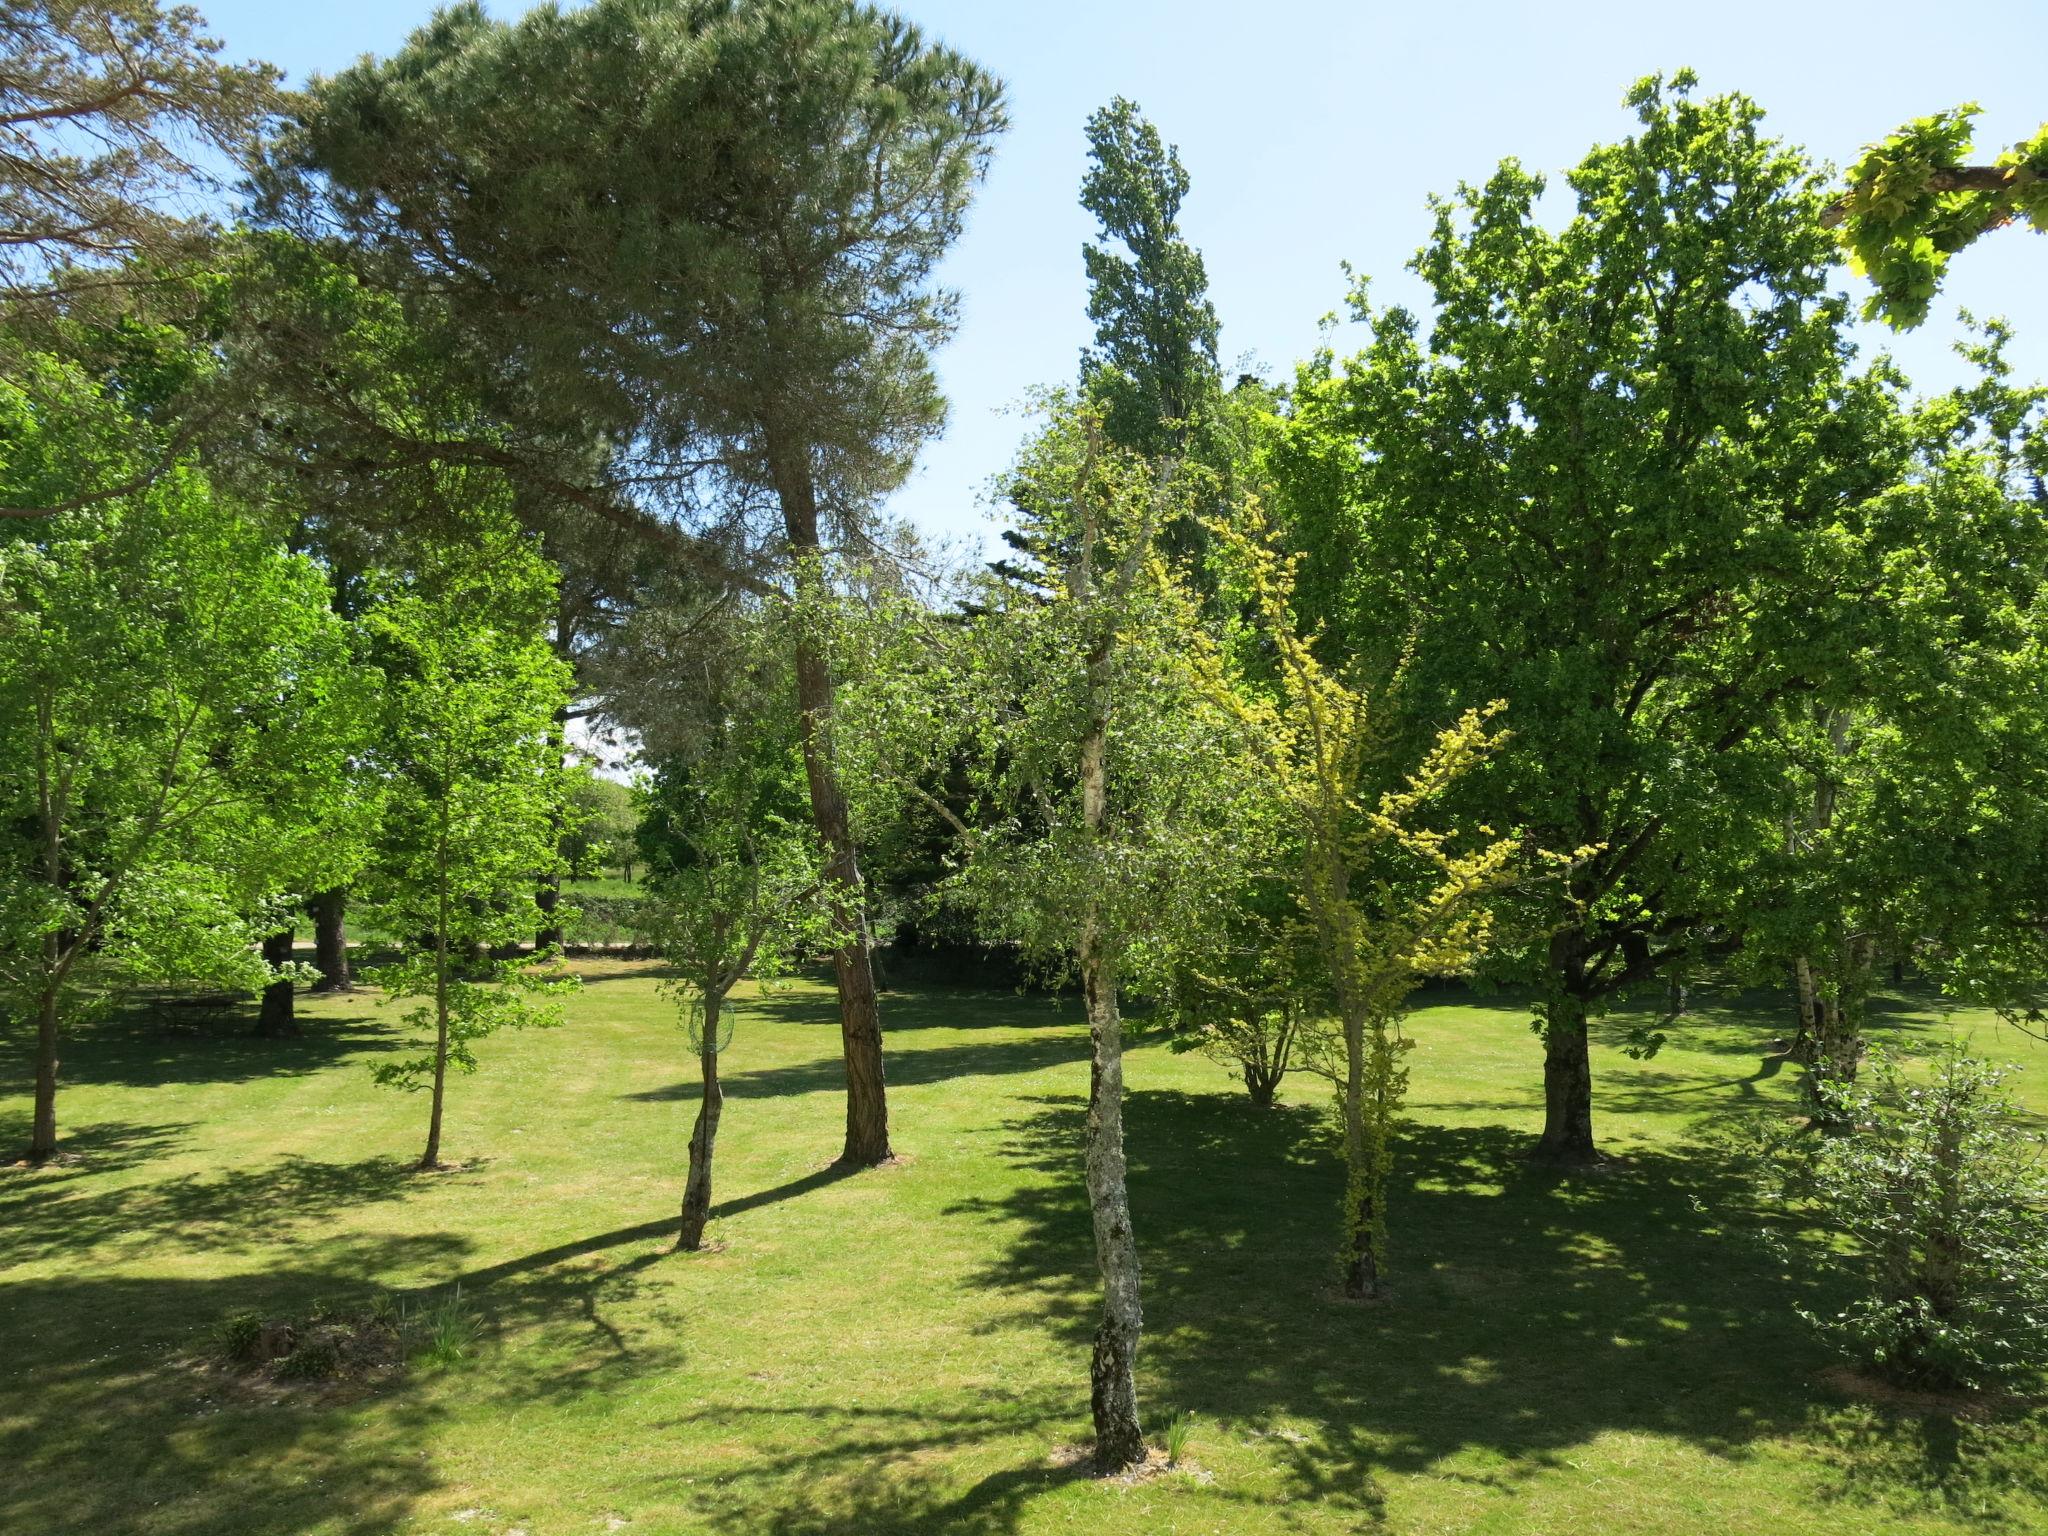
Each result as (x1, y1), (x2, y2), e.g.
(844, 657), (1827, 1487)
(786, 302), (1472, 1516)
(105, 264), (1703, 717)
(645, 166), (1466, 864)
(2, 964), (2045, 1534)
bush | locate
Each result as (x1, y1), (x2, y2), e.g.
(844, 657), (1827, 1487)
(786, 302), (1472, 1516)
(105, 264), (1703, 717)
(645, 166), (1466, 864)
(1770, 1044), (2048, 1389)
(276, 1330), (343, 1380)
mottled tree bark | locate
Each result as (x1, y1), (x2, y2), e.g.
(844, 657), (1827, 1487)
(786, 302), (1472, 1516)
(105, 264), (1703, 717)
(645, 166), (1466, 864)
(1078, 685), (1145, 1470)
(677, 987), (727, 1251)
(255, 928), (298, 1037)
(309, 889), (351, 992)
(767, 425), (890, 1166)
(1081, 920), (1145, 1470)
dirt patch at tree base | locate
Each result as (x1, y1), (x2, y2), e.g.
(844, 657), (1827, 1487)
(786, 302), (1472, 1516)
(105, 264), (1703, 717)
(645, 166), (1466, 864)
(1816, 1363), (2019, 1420)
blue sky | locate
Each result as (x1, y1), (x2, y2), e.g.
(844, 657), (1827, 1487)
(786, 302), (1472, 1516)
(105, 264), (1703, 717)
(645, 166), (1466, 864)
(199, 0), (2048, 553)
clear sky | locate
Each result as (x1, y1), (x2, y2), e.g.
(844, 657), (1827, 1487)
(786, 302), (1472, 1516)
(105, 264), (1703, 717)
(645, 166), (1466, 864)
(198, 0), (2047, 554)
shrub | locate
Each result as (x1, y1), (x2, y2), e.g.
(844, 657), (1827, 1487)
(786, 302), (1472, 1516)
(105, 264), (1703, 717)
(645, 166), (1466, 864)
(277, 1331), (343, 1380)
(1771, 1044), (2048, 1389)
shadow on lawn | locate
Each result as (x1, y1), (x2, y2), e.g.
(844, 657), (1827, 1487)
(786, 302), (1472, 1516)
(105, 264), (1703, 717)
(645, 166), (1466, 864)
(0, 1145), (442, 1268)
(622, 1011), (1097, 1105)
(908, 1086), (2048, 1531)
(0, 1262), (453, 1536)
(0, 1002), (402, 1092)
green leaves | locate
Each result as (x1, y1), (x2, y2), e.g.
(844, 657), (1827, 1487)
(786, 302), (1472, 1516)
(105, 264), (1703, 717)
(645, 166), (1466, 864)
(1272, 76), (1910, 1022)
(0, 355), (372, 1002)
(1832, 106), (2048, 328)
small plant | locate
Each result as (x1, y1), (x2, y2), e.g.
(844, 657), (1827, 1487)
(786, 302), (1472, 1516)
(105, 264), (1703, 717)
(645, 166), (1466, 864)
(411, 1284), (483, 1368)
(1765, 1044), (2048, 1389)
(367, 1290), (404, 1329)
(276, 1332), (343, 1381)
(1163, 1410), (1197, 1466)
(211, 1309), (264, 1363)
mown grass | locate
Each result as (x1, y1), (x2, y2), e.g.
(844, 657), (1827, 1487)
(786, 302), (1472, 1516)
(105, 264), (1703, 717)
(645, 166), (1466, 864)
(3, 963), (2045, 1535)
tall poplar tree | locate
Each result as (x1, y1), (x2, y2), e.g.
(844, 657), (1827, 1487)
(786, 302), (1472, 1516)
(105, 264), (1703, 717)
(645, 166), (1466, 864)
(946, 399), (1263, 1469)
(1078, 97), (1221, 457)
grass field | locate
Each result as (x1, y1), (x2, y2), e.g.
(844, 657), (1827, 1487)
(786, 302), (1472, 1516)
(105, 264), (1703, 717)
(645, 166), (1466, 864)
(4, 962), (2046, 1535)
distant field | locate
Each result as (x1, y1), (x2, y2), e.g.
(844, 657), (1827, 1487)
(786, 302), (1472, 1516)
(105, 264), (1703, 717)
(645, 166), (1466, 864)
(4, 966), (2044, 1535)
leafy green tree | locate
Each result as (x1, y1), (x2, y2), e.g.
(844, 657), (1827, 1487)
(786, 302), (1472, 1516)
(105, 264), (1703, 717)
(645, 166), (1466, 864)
(947, 399), (1263, 1470)
(1079, 97), (1221, 457)
(1273, 74), (1916, 1162)
(0, 353), (368, 1160)
(634, 613), (830, 1250)
(276, 0), (1007, 1165)
(353, 529), (576, 1172)
(1162, 874), (1324, 1109)
(1828, 106), (2048, 328)
(1204, 502), (1516, 1297)
(1755, 336), (2048, 1098)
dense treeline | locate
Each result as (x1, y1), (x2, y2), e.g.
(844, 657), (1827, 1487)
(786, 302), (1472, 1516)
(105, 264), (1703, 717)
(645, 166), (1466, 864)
(4, 0), (2046, 1474)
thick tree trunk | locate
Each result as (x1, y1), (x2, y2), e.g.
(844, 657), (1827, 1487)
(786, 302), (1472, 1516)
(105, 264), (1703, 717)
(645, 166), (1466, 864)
(767, 426), (890, 1166)
(29, 978), (60, 1162)
(1081, 917), (1146, 1471)
(309, 889), (351, 992)
(678, 988), (726, 1251)
(1532, 988), (1599, 1164)
(255, 928), (298, 1037)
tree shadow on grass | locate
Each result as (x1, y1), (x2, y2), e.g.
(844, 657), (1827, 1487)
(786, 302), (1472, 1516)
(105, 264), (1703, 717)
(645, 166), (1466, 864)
(0, 1146), (443, 1269)
(626, 1396), (1096, 1536)
(0, 1115), (193, 1179)
(941, 1086), (2048, 1528)
(0, 1002), (403, 1092)
(0, 1263), (452, 1536)
(626, 1032), (1087, 1103)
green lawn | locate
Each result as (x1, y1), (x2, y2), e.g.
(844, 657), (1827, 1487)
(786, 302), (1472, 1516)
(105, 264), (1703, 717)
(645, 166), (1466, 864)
(4, 965), (2046, 1535)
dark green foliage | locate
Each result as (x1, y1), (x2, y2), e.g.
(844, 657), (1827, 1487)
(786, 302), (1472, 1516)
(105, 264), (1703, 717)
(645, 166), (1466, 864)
(1079, 97), (1221, 456)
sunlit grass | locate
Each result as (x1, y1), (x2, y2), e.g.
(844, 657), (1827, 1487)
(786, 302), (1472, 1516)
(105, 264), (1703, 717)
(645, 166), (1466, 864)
(3, 961), (2044, 1534)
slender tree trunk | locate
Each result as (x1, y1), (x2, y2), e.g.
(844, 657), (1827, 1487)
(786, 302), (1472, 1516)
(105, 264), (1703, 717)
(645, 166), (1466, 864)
(1077, 673), (1145, 1469)
(1081, 915), (1145, 1470)
(537, 562), (574, 953)
(678, 986), (727, 1251)
(29, 976), (60, 1162)
(255, 928), (298, 1037)
(1340, 1010), (1378, 1298)
(1532, 965), (1599, 1164)
(422, 833), (451, 1172)
(767, 425), (890, 1166)
(309, 889), (351, 992)
(30, 711), (65, 1162)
